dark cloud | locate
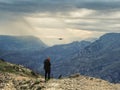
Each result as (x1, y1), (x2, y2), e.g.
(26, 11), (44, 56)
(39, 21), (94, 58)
(76, 1), (120, 10)
(67, 18), (120, 32)
(0, 1), (38, 13)
(0, 0), (73, 14)
(0, 0), (120, 14)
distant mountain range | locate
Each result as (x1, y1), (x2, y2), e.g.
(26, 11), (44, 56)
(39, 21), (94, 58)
(0, 35), (91, 74)
(0, 33), (120, 83)
(36, 40), (91, 76)
(52, 33), (120, 83)
(41, 40), (91, 63)
(0, 35), (47, 66)
(0, 35), (47, 51)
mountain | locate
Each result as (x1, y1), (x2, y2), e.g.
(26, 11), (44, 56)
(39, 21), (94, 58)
(41, 41), (91, 61)
(0, 59), (44, 90)
(0, 35), (47, 51)
(85, 37), (98, 42)
(0, 35), (47, 53)
(0, 35), (47, 68)
(1, 33), (120, 83)
(0, 35), (90, 75)
(0, 59), (120, 90)
(35, 41), (91, 75)
(51, 33), (120, 83)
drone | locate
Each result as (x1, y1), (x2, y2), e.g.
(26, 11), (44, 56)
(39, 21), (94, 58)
(58, 38), (63, 40)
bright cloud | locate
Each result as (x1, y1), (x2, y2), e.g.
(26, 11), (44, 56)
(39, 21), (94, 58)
(69, 9), (95, 18)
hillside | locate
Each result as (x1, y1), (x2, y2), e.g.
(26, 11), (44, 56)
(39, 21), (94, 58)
(39, 41), (91, 75)
(0, 35), (47, 69)
(0, 59), (45, 90)
(41, 41), (91, 60)
(52, 33), (120, 83)
(0, 37), (91, 75)
(0, 59), (120, 90)
(0, 35), (47, 51)
(43, 74), (120, 90)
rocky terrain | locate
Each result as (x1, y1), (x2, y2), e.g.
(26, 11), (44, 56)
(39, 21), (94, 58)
(0, 59), (45, 90)
(0, 59), (120, 90)
(43, 74), (120, 90)
(1, 72), (120, 90)
(0, 72), (44, 90)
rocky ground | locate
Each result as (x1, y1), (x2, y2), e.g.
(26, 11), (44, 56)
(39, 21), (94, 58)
(0, 60), (120, 90)
(0, 73), (120, 90)
(0, 60), (45, 90)
(0, 72), (45, 90)
(43, 74), (120, 90)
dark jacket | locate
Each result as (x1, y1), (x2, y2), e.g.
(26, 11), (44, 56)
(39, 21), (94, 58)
(44, 59), (51, 71)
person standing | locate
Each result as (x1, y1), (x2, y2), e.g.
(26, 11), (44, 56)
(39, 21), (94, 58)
(44, 57), (51, 81)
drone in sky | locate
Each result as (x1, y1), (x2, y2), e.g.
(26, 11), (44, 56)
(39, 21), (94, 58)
(58, 38), (63, 40)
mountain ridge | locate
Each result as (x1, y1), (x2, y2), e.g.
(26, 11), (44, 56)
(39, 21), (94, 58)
(0, 35), (47, 68)
(52, 33), (120, 83)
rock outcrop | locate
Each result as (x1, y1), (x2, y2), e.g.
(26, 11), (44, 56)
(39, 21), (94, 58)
(0, 60), (120, 90)
(43, 74), (120, 90)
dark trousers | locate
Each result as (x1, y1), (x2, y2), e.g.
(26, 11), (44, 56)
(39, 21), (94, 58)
(45, 70), (50, 80)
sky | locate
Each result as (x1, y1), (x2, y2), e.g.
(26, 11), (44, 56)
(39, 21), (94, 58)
(0, 0), (120, 46)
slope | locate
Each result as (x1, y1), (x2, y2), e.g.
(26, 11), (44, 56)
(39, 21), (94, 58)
(0, 35), (47, 69)
(0, 59), (120, 90)
(51, 33), (120, 83)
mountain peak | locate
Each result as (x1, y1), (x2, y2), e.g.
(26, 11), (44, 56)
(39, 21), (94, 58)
(0, 35), (47, 51)
(100, 33), (120, 41)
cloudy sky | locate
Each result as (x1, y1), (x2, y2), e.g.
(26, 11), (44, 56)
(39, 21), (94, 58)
(0, 0), (120, 46)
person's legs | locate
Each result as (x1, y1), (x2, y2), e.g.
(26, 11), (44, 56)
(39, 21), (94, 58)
(48, 70), (51, 80)
(45, 70), (47, 81)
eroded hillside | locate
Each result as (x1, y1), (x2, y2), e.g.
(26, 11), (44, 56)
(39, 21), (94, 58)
(0, 59), (120, 90)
